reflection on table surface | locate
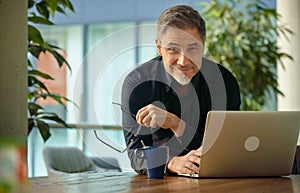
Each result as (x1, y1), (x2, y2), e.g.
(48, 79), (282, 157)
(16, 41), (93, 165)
(30, 171), (300, 193)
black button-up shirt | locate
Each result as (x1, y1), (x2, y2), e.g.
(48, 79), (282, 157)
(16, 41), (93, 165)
(121, 56), (241, 174)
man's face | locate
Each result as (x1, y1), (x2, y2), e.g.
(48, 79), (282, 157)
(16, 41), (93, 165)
(156, 27), (204, 85)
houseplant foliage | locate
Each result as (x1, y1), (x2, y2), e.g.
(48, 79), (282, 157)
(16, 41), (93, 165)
(27, 0), (75, 142)
(199, 0), (293, 110)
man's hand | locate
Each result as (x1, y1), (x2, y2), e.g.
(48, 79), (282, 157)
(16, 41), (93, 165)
(167, 147), (203, 174)
(136, 104), (185, 136)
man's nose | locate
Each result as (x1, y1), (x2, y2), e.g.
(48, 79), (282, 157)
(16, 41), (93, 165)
(177, 52), (190, 66)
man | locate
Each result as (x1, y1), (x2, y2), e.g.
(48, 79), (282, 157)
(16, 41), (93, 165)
(121, 5), (240, 175)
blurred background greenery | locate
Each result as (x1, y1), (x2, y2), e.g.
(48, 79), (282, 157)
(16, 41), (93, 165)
(199, 0), (293, 110)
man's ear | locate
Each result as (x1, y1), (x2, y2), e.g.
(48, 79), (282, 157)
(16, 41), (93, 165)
(155, 39), (162, 56)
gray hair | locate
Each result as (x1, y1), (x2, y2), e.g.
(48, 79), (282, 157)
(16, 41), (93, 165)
(157, 5), (206, 42)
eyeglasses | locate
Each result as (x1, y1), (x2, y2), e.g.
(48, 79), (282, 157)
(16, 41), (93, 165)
(112, 102), (135, 117)
(93, 130), (128, 153)
(93, 126), (144, 153)
(95, 102), (191, 153)
(93, 102), (143, 153)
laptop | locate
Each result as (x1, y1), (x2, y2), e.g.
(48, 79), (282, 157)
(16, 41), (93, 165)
(180, 111), (300, 178)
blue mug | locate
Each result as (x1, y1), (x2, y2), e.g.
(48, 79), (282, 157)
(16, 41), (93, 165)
(134, 146), (169, 179)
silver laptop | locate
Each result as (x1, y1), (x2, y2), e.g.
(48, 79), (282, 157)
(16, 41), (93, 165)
(181, 111), (300, 178)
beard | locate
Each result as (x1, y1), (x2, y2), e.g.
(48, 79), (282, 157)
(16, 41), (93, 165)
(174, 73), (190, 86)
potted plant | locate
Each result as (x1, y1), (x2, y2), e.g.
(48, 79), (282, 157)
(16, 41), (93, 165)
(27, 0), (75, 142)
(199, 0), (293, 110)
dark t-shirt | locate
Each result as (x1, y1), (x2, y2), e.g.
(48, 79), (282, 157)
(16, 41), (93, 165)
(121, 56), (241, 173)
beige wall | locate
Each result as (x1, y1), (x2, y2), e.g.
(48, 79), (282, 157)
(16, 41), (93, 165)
(277, 0), (300, 144)
(0, 0), (27, 139)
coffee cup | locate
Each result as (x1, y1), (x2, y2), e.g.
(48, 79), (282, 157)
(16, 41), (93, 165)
(134, 146), (169, 179)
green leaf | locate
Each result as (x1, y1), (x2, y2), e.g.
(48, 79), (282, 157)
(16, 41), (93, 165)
(28, 44), (44, 59)
(28, 102), (44, 116)
(28, 59), (33, 68)
(40, 93), (78, 109)
(28, 75), (50, 93)
(28, 0), (35, 9)
(47, 43), (62, 50)
(58, 0), (75, 12)
(28, 118), (35, 135)
(28, 25), (44, 45)
(56, 5), (66, 14)
(36, 1), (50, 19)
(42, 115), (69, 128)
(36, 120), (51, 142)
(45, 0), (58, 16)
(28, 70), (54, 80)
(48, 48), (72, 71)
(28, 90), (40, 101)
(40, 93), (67, 107)
(41, 43), (72, 72)
(28, 16), (53, 25)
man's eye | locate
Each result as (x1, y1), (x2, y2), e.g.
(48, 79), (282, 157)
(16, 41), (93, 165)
(167, 47), (180, 53)
(187, 47), (199, 52)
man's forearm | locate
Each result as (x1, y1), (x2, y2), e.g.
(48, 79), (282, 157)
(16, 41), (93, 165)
(169, 115), (186, 137)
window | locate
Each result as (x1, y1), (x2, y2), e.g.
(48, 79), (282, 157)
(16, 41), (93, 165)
(28, 21), (160, 176)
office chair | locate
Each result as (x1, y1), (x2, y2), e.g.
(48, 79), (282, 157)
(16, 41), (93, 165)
(43, 146), (102, 175)
(90, 157), (121, 172)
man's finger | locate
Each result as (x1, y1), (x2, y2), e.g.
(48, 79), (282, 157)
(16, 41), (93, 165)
(188, 155), (201, 164)
(185, 162), (199, 174)
(136, 108), (148, 124)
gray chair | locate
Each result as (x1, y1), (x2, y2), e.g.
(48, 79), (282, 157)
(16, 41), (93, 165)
(90, 157), (121, 172)
(43, 146), (103, 175)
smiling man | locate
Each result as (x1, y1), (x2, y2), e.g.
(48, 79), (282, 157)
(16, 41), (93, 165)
(156, 27), (204, 86)
(121, 5), (241, 175)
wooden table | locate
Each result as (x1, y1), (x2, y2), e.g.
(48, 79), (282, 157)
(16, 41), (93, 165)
(30, 172), (300, 193)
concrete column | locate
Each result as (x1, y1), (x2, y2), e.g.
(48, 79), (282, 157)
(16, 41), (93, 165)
(0, 0), (27, 139)
(277, 0), (300, 144)
(0, 1), (28, 190)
